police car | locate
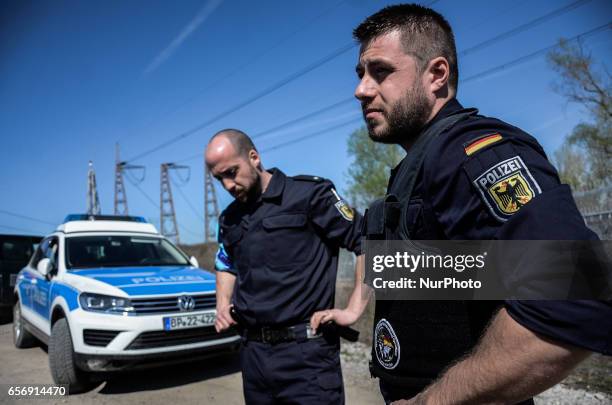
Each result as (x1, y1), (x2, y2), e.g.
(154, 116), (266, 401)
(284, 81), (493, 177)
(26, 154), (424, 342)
(12, 214), (239, 393)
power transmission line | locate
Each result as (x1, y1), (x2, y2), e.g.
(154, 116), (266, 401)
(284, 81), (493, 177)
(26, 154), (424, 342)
(127, 172), (201, 240)
(462, 0), (530, 33)
(0, 209), (57, 226)
(162, 164), (217, 243)
(0, 224), (46, 234)
(116, 0), (348, 144)
(175, 96), (356, 163)
(261, 116), (362, 153)
(126, 41), (357, 162)
(126, 176), (159, 209)
(130, 0), (591, 164)
(251, 97), (355, 140)
(257, 23), (611, 154)
(460, 0), (592, 57)
(178, 223), (203, 240)
(128, 1), (596, 164)
(203, 167), (219, 243)
(87, 161), (101, 215)
(462, 22), (610, 83)
(114, 143), (145, 215)
(122, 1), (601, 171)
(253, 15), (608, 157)
(173, 180), (206, 222)
(24, 20), (602, 236)
(160, 163), (182, 244)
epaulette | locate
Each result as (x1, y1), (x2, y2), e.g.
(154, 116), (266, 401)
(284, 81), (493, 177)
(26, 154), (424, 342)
(292, 175), (324, 183)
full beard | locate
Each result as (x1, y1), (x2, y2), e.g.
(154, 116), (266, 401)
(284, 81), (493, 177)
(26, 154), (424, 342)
(366, 84), (433, 145)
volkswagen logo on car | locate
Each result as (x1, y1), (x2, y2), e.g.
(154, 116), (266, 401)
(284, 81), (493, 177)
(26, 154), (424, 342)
(178, 295), (195, 312)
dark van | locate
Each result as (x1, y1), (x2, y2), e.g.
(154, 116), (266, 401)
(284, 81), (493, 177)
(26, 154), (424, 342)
(0, 235), (42, 319)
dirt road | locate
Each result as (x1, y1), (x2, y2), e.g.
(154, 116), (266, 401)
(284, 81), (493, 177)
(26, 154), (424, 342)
(0, 322), (381, 405)
(1, 320), (609, 405)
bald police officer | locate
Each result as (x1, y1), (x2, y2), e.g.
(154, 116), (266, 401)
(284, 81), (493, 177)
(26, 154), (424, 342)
(316, 4), (611, 405)
(206, 129), (364, 404)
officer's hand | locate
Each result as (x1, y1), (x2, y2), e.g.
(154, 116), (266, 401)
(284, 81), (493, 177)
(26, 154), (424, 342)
(215, 304), (236, 333)
(310, 308), (360, 334)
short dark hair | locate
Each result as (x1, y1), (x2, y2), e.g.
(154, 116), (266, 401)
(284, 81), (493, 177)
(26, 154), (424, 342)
(210, 128), (257, 157)
(353, 3), (458, 92)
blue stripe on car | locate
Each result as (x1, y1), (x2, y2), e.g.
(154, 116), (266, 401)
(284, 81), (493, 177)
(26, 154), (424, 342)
(51, 282), (80, 311)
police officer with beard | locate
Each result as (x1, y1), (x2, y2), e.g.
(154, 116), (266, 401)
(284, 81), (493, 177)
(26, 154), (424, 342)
(207, 129), (365, 404)
(314, 4), (612, 404)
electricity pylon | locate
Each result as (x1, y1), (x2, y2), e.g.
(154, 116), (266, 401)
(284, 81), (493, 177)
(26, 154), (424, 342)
(114, 143), (145, 215)
(160, 163), (189, 244)
(204, 165), (219, 243)
(87, 161), (101, 215)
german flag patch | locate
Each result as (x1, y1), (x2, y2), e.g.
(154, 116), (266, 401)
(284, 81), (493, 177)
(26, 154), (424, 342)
(464, 133), (503, 156)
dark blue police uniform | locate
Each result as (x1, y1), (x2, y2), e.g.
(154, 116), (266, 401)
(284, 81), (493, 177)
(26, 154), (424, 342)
(216, 168), (362, 404)
(364, 98), (612, 404)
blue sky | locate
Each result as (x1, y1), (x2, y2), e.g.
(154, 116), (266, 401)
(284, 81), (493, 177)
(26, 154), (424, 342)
(1, 0), (611, 243)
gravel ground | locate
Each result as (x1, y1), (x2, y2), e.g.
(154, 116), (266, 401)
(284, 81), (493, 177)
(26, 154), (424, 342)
(0, 319), (608, 405)
(339, 342), (612, 404)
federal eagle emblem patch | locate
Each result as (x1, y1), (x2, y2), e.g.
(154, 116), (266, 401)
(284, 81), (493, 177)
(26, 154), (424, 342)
(474, 156), (541, 221)
(334, 200), (354, 221)
(331, 188), (354, 221)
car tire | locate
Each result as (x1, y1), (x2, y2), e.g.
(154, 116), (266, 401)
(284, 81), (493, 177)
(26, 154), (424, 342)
(48, 318), (92, 394)
(13, 302), (37, 348)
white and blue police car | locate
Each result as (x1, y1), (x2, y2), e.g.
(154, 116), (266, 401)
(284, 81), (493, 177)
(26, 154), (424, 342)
(13, 214), (239, 393)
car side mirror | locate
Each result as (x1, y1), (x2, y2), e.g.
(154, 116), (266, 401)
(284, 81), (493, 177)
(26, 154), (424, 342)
(37, 258), (52, 277)
(189, 256), (199, 268)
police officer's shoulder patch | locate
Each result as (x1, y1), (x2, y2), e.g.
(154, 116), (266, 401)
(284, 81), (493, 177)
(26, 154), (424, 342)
(473, 155), (542, 221)
(292, 174), (324, 183)
(215, 243), (233, 272)
(330, 188), (354, 221)
(374, 318), (400, 370)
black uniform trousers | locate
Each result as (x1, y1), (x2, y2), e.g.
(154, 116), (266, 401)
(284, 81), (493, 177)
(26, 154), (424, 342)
(240, 335), (344, 405)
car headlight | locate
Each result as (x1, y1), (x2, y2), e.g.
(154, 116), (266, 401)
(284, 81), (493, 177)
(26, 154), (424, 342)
(79, 293), (133, 314)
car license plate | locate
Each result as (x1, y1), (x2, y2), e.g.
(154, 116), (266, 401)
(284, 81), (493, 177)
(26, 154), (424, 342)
(163, 312), (216, 331)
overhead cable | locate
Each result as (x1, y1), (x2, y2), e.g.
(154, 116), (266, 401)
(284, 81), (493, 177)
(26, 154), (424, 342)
(0, 209), (57, 226)
(460, 0), (592, 57)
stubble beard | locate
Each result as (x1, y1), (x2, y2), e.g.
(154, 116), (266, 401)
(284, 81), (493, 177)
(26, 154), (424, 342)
(367, 83), (433, 145)
(240, 168), (262, 204)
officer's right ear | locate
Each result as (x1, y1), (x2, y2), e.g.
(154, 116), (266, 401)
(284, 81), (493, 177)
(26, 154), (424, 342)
(425, 56), (450, 96)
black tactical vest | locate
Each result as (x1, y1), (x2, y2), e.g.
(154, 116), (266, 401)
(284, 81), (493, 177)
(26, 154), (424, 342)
(365, 108), (501, 388)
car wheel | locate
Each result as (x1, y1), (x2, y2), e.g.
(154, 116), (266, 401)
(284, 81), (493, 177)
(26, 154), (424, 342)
(48, 318), (92, 394)
(13, 302), (37, 348)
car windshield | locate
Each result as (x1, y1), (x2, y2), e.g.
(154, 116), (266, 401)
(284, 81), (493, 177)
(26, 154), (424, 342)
(65, 236), (190, 269)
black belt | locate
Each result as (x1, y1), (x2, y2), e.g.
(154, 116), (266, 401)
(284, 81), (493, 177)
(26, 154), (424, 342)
(242, 323), (320, 344)
(230, 308), (360, 344)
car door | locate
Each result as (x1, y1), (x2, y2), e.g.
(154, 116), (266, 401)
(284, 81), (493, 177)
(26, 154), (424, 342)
(31, 237), (58, 322)
(18, 238), (51, 315)
(0, 236), (40, 309)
